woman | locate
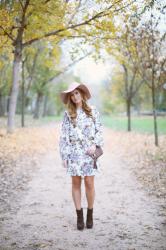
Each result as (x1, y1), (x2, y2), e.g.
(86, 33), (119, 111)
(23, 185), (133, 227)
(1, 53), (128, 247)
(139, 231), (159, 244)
(59, 81), (103, 230)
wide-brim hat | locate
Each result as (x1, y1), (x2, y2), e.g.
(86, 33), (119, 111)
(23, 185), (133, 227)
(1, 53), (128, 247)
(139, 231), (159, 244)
(60, 81), (91, 104)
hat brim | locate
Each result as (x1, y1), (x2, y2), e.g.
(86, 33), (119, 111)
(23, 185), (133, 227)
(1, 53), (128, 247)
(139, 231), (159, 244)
(60, 84), (91, 104)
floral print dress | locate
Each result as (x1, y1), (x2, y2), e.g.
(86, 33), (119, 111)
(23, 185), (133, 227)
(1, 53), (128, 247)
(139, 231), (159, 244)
(59, 106), (104, 177)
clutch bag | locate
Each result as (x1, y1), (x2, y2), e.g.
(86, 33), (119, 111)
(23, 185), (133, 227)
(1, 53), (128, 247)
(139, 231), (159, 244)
(86, 145), (103, 169)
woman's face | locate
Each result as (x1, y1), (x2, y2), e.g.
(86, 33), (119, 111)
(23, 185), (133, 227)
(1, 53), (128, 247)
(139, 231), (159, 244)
(70, 89), (82, 105)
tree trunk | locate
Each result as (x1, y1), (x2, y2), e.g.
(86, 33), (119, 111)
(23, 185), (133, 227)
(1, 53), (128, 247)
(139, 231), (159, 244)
(7, 49), (21, 133)
(0, 95), (5, 116)
(7, 96), (10, 114)
(21, 61), (25, 127)
(127, 99), (131, 131)
(152, 86), (158, 146)
(42, 95), (48, 117)
(151, 10), (158, 146)
(33, 93), (43, 119)
(21, 60), (25, 127)
(123, 64), (131, 131)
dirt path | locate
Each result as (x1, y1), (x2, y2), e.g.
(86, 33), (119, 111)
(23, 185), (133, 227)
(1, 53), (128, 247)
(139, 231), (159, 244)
(0, 127), (165, 250)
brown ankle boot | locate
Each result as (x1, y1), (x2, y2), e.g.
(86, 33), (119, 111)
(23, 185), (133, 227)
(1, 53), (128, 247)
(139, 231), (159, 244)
(86, 208), (93, 229)
(76, 208), (84, 230)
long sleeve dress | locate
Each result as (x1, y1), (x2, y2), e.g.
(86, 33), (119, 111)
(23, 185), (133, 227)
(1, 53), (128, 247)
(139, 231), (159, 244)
(59, 106), (104, 177)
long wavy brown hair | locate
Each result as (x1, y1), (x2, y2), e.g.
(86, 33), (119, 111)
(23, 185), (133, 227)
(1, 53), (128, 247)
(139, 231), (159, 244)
(66, 88), (94, 126)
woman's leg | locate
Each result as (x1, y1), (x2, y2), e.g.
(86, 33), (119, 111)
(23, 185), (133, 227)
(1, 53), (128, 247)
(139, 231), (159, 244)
(84, 176), (95, 209)
(71, 176), (82, 210)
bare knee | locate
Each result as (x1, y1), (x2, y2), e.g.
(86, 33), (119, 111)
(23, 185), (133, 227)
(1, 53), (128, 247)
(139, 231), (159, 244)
(72, 176), (81, 190)
(84, 177), (94, 191)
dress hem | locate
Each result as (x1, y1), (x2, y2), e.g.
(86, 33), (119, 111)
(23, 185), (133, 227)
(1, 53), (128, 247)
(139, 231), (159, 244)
(66, 169), (100, 177)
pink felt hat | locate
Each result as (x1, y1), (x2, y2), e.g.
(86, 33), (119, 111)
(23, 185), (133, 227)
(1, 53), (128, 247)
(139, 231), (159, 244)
(60, 81), (91, 104)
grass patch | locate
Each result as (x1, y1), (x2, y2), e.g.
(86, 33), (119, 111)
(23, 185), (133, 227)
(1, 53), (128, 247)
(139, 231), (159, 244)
(102, 115), (166, 134)
(39, 115), (61, 123)
(0, 114), (61, 129)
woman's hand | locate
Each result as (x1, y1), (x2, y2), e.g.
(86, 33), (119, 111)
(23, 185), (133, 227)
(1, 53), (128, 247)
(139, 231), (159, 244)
(86, 144), (96, 156)
(62, 160), (68, 168)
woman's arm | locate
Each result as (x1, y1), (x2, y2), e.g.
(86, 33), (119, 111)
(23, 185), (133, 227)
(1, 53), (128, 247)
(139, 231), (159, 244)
(86, 107), (104, 156)
(59, 111), (71, 164)
(93, 107), (104, 148)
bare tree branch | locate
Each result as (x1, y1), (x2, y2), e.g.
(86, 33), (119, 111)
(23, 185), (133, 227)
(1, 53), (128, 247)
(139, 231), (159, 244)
(46, 50), (92, 84)
(18, 0), (24, 11)
(0, 26), (15, 41)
